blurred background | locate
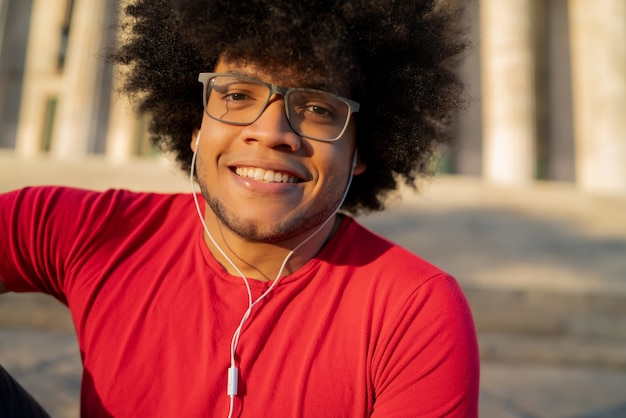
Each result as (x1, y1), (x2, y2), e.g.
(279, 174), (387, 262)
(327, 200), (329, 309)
(0, 0), (625, 417)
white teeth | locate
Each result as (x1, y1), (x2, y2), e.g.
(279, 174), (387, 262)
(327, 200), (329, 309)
(235, 167), (298, 183)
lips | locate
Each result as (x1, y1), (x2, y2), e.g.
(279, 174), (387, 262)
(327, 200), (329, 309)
(234, 166), (301, 183)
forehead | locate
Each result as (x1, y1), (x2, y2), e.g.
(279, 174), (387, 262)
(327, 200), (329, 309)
(213, 58), (352, 97)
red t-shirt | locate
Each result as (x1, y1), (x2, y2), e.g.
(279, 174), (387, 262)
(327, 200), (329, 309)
(1, 187), (479, 417)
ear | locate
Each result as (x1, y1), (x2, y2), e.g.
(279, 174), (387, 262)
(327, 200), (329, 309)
(191, 129), (200, 152)
(352, 150), (366, 176)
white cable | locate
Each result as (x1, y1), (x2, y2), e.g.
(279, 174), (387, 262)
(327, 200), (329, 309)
(190, 130), (356, 417)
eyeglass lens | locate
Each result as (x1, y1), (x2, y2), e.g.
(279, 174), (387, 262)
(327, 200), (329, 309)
(205, 75), (351, 141)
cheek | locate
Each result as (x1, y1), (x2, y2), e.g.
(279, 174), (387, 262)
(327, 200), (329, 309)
(314, 148), (354, 187)
(195, 119), (236, 155)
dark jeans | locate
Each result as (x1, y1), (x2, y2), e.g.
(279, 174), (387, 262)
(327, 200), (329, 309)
(0, 365), (50, 417)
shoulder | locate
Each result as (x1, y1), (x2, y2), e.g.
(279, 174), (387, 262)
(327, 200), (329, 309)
(315, 214), (476, 328)
(330, 216), (448, 284)
(319, 216), (471, 322)
(324, 217), (478, 401)
(0, 186), (192, 236)
(1, 186), (190, 216)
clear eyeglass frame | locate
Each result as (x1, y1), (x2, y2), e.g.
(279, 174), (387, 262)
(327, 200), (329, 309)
(198, 72), (360, 142)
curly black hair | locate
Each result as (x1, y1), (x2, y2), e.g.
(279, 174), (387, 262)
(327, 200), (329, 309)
(113, 0), (467, 214)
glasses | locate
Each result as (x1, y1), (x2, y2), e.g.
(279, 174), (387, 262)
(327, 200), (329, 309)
(198, 73), (360, 142)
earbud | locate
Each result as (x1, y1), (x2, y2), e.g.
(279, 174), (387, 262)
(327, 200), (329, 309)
(351, 150), (358, 171)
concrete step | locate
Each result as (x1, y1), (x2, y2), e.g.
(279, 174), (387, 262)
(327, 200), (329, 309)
(0, 293), (74, 332)
(464, 286), (626, 340)
(479, 333), (626, 369)
(466, 286), (626, 368)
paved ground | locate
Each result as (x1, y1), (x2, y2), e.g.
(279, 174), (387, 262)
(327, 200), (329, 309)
(1, 151), (625, 417)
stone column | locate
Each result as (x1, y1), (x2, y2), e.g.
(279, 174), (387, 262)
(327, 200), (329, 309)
(479, 0), (537, 185)
(569, 0), (626, 195)
(15, 0), (67, 156)
(105, 66), (139, 162)
(51, 0), (108, 159)
(0, 0), (8, 56)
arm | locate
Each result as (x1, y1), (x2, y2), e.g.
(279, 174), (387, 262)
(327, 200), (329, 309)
(371, 274), (480, 417)
(0, 187), (74, 298)
(1, 187), (123, 299)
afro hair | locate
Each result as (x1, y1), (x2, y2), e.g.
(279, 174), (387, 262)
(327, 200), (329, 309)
(113, 0), (467, 214)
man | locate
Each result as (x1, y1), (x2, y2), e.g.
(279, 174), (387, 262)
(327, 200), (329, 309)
(1, 0), (479, 416)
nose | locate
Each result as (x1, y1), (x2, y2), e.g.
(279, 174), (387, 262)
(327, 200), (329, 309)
(241, 96), (302, 152)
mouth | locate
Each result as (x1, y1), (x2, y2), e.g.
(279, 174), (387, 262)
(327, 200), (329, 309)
(234, 166), (303, 184)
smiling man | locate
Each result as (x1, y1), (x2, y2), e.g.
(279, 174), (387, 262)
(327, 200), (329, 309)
(193, 60), (366, 279)
(0, 0), (479, 416)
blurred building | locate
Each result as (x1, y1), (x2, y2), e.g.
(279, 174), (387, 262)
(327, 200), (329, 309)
(0, 0), (148, 161)
(1, 0), (625, 195)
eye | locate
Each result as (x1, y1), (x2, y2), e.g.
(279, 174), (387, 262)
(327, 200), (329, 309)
(223, 92), (251, 101)
(290, 96), (339, 121)
(308, 104), (334, 116)
(210, 77), (265, 104)
(288, 90), (350, 124)
(302, 101), (341, 124)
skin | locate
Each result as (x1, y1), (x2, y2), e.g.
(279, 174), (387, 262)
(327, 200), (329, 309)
(192, 59), (365, 281)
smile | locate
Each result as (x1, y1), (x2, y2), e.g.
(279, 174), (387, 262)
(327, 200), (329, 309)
(234, 166), (301, 183)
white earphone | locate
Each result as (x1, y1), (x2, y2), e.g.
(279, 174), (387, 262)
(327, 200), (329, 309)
(190, 129), (358, 417)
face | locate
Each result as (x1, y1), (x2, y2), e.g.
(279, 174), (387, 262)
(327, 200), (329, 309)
(192, 59), (365, 243)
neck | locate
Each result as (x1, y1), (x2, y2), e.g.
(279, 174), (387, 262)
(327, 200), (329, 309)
(201, 205), (341, 281)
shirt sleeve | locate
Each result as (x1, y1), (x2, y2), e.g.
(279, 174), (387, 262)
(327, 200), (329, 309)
(370, 273), (480, 417)
(0, 187), (112, 303)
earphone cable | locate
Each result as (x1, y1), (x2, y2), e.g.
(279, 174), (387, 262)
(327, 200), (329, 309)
(190, 130), (356, 417)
